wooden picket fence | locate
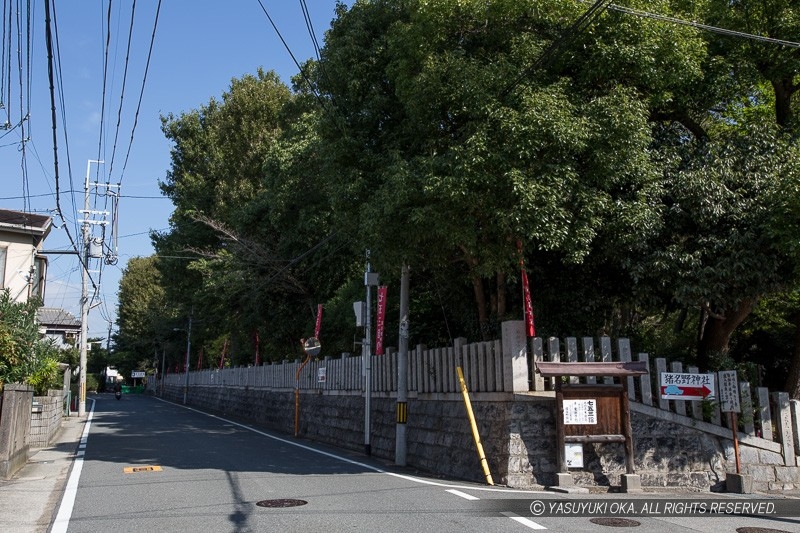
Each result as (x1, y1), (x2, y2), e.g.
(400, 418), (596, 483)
(171, 338), (506, 394)
(164, 331), (787, 446)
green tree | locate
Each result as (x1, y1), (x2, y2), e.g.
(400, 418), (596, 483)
(311, 0), (667, 337)
(155, 68), (353, 358)
(0, 290), (63, 394)
(114, 256), (171, 377)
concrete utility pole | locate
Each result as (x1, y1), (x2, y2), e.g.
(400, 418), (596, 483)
(395, 263), (410, 466)
(183, 315), (192, 404)
(363, 251), (380, 456)
(78, 159), (103, 417)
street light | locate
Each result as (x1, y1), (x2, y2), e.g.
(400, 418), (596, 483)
(173, 315), (192, 405)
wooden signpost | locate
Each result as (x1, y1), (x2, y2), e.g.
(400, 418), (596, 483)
(536, 360), (649, 493)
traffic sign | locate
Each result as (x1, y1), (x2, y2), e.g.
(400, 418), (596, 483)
(660, 372), (715, 400)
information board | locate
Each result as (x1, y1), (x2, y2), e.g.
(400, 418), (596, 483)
(718, 370), (740, 413)
(563, 399), (597, 425)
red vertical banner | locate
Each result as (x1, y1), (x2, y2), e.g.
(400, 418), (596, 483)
(197, 347), (203, 370)
(517, 240), (536, 337)
(314, 303), (323, 338)
(375, 286), (387, 355)
(254, 331), (260, 366)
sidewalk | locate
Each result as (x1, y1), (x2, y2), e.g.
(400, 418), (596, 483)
(0, 414), (86, 533)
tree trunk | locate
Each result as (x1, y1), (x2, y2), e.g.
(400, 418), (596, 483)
(697, 298), (755, 371)
(771, 78), (795, 128)
(496, 271), (507, 318)
(783, 314), (800, 399)
(471, 276), (488, 340)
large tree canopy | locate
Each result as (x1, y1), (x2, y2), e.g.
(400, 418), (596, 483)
(128, 0), (800, 390)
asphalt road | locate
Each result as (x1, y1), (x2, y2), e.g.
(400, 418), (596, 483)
(52, 394), (800, 532)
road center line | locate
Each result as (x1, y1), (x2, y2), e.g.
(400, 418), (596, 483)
(446, 489), (480, 500)
(501, 511), (548, 530)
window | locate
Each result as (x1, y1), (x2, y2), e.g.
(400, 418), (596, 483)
(32, 255), (47, 300)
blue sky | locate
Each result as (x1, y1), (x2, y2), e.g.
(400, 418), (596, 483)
(1, 1), (348, 340)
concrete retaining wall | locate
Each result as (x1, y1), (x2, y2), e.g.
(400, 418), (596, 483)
(163, 382), (796, 492)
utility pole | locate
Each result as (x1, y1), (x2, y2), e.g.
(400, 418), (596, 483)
(183, 314), (192, 405)
(78, 159), (103, 417)
(363, 251), (380, 456)
(395, 263), (410, 466)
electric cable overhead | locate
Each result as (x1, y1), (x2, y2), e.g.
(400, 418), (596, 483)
(51, 0), (79, 241)
(105, 0), (136, 186)
(43, 0), (98, 292)
(299, 0), (321, 60)
(116, 0), (161, 185)
(502, 0), (612, 100)
(588, 1), (800, 49)
(256, 0), (347, 136)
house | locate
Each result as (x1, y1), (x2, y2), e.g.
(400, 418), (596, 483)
(0, 208), (80, 347)
(0, 208), (52, 303)
(37, 307), (81, 349)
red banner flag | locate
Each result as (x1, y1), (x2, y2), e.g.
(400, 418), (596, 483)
(517, 240), (536, 337)
(314, 304), (323, 338)
(375, 286), (387, 355)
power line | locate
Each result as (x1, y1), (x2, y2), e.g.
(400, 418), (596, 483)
(593, 1), (800, 49)
(116, 0), (162, 185)
(256, 0), (347, 136)
(105, 0), (137, 186)
(502, 0), (612, 100)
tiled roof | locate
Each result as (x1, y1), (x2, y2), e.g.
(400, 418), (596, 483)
(0, 209), (51, 230)
(37, 307), (81, 329)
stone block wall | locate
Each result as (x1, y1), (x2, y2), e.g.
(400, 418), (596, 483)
(28, 390), (64, 447)
(163, 383), (798, 492)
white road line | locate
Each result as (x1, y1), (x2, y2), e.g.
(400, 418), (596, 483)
(51, 399), (95, 533)
(158, 398), (548, 495)
(446, 489), (480, 500)
(501, 511), (548, 529)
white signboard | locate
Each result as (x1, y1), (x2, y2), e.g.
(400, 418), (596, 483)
(317, 367), (327, 383)
(131, 371), (145, 378)
(563, 399), (597, 425)
(565, 444), (584, 468)
(660, 372), (715, 401)
(718, 370), (741, 413)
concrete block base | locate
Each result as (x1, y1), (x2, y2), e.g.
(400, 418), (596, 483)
(548, 473), (589, 493)
(555, 472), (573, 486)
(726, 473), (753, 494)
(621, 474), (642, 493)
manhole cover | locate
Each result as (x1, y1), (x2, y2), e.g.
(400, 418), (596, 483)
(256, 499), (308, 508)
(589, 517), (641, 527)
(736, 527), (789, 533)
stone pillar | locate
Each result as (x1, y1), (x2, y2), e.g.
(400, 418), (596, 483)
(501, 321), (529, 393)
(773, 392), (795, 466)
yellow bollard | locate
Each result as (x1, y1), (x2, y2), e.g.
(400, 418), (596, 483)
(456, 366), (494, 485)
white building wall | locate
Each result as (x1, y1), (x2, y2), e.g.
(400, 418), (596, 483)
(0, 232), (36, 303)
